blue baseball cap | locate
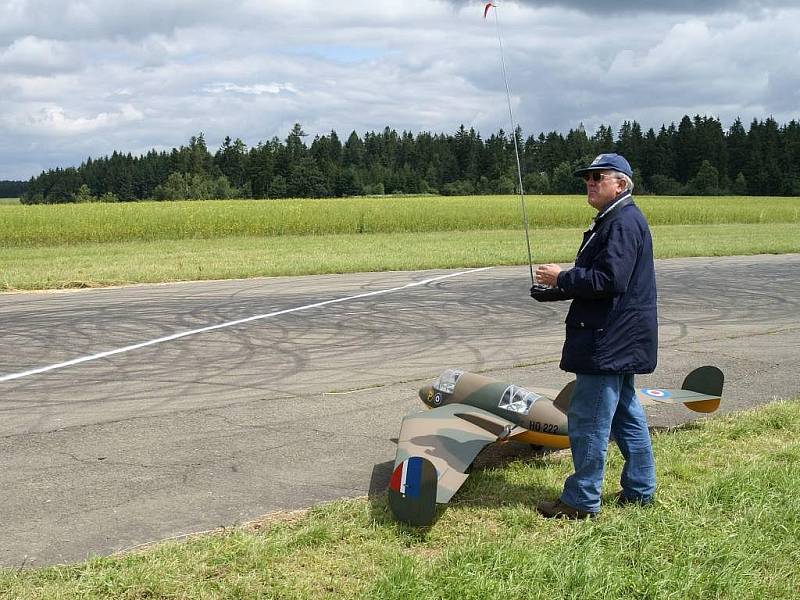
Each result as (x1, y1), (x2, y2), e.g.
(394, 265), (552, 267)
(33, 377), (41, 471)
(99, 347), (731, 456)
(574, 153), (633, 178)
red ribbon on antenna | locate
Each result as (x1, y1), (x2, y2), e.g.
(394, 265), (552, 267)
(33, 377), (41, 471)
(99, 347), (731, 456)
(483, 2), (495, 19)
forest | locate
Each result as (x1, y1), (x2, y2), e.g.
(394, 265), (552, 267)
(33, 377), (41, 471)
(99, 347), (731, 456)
(20, 114), (800, 204)
(0, 180), (27, 197)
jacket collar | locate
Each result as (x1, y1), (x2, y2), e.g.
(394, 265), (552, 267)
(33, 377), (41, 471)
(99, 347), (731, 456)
(595, 190), (633, 223)
(584, 191), (633, 234)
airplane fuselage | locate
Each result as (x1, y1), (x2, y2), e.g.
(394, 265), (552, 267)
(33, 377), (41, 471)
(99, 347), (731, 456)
(418, 370), (571, 449)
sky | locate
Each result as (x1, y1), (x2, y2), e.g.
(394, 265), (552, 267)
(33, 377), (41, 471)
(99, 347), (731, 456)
(1, 0), (799, 180)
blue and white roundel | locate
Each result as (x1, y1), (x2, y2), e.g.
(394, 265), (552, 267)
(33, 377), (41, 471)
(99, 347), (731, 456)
(642, 388), (672, 399)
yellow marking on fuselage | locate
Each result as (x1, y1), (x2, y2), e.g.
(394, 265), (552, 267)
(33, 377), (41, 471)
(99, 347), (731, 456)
(512, 430), (570, 449)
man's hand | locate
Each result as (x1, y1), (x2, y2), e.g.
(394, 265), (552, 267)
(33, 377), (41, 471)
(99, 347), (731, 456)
(535, 263), (562, 287)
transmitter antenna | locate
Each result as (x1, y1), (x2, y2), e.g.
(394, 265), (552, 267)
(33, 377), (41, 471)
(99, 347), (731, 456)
(488, 2), (535, 285)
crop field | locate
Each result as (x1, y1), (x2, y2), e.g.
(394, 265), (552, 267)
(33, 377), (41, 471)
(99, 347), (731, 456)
(1, 195), (798, 247)
(1, 195), (798, 290)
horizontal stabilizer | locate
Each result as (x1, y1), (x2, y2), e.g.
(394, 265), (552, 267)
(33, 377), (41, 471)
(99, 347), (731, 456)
(637, 366), (724, 414)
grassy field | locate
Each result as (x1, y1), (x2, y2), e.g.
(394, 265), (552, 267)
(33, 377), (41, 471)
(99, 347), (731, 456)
(1, 195), (798, 246)
(1, 400), (798, 599)
(1, 223), (798, 291)
(1, 195), (798, 291)
(0, 197), (19, 205)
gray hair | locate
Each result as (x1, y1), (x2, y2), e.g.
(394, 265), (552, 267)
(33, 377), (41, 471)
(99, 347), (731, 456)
(612, 171), (634, 192)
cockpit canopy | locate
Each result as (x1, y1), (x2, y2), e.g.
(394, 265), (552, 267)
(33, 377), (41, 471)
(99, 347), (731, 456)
(432, 369), (463, 395)
(498, 385), (540, 414)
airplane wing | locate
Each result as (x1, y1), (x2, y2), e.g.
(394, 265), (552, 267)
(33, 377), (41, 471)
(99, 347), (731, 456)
(391, 403), (525, 505)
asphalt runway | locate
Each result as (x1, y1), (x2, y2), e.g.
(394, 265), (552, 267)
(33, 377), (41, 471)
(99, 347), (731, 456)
(1, 254), (798, 567)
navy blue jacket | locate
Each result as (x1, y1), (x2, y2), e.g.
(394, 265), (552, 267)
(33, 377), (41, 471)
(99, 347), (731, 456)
(554, 192), (658, 374)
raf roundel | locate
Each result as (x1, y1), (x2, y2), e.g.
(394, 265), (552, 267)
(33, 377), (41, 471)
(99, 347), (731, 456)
(643, 388), (672, 399)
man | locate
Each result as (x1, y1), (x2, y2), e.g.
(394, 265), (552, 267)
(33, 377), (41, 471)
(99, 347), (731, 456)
(533, 153), (657, 519)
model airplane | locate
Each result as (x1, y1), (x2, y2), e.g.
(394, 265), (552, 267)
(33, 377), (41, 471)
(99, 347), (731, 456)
(388, 366), (724, 525)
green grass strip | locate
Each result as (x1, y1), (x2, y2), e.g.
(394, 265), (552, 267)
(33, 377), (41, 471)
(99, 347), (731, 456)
(2, 195), (799, 247)
(1, 223), (798, 291)
(2, 400), (798, 599)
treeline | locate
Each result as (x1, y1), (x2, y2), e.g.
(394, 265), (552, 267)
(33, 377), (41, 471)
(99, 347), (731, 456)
(21, 115), (800, 204)
(0, 180), (27, 197)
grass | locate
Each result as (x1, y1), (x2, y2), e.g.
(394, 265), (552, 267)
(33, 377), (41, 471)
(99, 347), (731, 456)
(1, 195), (798, 291)
(0, 197), (20, 205)
(1, 195), (798, 247)
(1, 223), (798, 291)
(1, 400), (798, 599)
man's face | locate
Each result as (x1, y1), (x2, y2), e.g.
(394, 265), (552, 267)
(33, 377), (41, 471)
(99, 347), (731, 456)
(583, 170), (626, 211)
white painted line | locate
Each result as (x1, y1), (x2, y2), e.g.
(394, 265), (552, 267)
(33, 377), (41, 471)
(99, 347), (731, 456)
(0, 268), (494, 384)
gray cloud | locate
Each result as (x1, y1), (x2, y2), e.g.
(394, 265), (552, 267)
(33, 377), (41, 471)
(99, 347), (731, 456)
(0, 0), (244, 44)
(1, 0), (799, 179)
(457, 0), (796, 16)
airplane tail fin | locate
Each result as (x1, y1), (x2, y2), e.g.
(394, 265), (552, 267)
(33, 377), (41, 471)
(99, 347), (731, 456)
(553, 380), (575, 414)
(681, 366), (724, 413)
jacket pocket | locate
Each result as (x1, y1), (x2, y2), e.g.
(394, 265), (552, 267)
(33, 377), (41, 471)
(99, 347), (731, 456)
(562, 324), (600, 371)
(595, 310), (641, 369)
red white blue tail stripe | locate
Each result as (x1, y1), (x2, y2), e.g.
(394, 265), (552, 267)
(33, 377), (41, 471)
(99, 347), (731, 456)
(389, 457), (424, 498)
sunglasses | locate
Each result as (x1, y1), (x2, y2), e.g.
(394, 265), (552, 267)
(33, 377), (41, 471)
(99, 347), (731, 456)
(582, 171), (614, 182)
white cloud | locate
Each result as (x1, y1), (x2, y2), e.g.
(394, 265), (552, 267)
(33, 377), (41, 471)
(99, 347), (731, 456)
(0, 35), (82, 73)
(203, 82), (298, 96)
(7, 104), (144, 136)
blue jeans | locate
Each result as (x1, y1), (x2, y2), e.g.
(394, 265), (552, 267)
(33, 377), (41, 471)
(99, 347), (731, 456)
(560, 373), (656, 513)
